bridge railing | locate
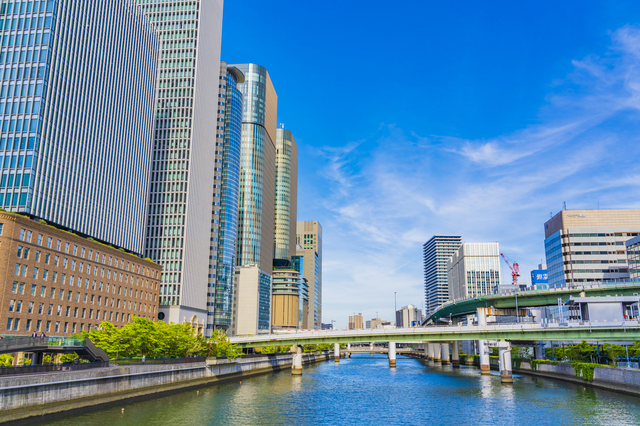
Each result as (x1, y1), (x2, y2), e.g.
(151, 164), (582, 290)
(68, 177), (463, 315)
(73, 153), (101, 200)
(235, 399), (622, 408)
(0, 336), (85, 352)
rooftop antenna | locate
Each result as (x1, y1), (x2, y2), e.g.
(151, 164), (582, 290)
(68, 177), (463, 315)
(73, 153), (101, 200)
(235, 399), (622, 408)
(563, 201), (567, 210)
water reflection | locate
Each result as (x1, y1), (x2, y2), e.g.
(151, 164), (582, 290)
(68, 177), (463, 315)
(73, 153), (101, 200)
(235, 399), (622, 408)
(36, 355), (640, 426)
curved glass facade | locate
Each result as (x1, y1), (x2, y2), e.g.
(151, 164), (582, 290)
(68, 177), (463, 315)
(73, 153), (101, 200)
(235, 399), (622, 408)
(0, 0), (158, 254)
(211, 66), (242, 328)
(274, 128), (297, 260)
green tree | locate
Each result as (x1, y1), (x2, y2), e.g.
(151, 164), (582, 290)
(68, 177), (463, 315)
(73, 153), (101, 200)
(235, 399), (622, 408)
(207, 330), (241, 359)
(565, 341), (595, 362)
(603, 343), (626, 366)
(0, 354), (13, 367)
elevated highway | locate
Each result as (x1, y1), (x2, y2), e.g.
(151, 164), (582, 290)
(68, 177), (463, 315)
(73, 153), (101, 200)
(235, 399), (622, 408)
(230, 322), (640, 349)
(425, 281), (640, 324)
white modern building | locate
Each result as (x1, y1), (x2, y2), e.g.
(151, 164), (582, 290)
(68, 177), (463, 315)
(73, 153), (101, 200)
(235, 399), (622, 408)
(448, 243), (501, 301)
(395, 305), (422, 327)
(544, 209), (640, 288)
(138, 0), (224, 328)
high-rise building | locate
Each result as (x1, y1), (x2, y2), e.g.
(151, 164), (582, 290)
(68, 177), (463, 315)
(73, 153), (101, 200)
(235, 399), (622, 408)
(274, 128), (298, 260)
(0, 0), (158, 254)
(448, 243), (501, 301)
(395, 305), (422, 328)
(544, 209), (640, 288)
(348, 313), (364, 330)
(208, 63), (244, 332)
(137, 0), (224, 327)
(423, 235), (462, 316)
(229, 63), (278, 336)
(296, 221), (322, 328)
(291, 254), (309, 328)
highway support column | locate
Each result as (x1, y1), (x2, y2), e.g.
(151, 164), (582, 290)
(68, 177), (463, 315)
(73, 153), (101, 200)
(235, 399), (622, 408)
(452, 341), (460, 368)
(334, 343), (340, 363)
(428, 343), (434, 361)
(441, 343), (450, 365)
(477, 307), (490, 375)
(389, 341), (397, 368)
(498, 341), (513, 384)
(291, 346), (303, 376)
(433, 343), (442, 364)
(423, 342), (429, 359)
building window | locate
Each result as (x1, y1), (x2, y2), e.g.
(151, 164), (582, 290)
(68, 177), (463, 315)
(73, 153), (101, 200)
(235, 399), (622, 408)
(47, 237), (52, 248)
(36, 320), (41, 332)
(46, 321), (51, 332)
(26, 231), (32, 242)
(30, 284), (36, 296)
(0, 223), (3, 235)
(6, 318), (12, 331)
(8, 300), (15, 312)
(26, 319), (32, 331)
(38, 234), (43, 245)
(19, 229), (25, 240)
(35, 251), (40, 262)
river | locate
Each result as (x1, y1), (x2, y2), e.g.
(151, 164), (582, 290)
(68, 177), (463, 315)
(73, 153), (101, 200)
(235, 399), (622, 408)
(36, 354), (640, 425)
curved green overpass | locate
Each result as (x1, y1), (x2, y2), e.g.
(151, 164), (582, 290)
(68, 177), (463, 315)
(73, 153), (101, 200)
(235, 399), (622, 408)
(426, 282), (640, 324)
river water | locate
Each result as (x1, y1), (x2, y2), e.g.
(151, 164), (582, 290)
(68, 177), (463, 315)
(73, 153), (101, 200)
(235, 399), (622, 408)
(37, 354), (640, 426)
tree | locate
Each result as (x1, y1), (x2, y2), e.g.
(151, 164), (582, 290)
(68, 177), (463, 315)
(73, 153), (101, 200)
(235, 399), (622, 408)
(565, 341), (595, 362)
(0, 354), (13, 367)
(208, 329), (241, 359)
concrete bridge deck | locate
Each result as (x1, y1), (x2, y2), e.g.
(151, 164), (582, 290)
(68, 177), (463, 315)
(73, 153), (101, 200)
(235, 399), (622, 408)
(230, 321), (640, 348)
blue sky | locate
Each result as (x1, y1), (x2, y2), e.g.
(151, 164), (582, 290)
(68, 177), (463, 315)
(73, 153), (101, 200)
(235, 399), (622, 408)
(222, 1), (640, 328)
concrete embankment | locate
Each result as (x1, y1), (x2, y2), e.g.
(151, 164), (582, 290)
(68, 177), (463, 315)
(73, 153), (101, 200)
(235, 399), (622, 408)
(456, 354), (640, 397)
(0, 352), (332, 425)
(513, 360), (640, 397)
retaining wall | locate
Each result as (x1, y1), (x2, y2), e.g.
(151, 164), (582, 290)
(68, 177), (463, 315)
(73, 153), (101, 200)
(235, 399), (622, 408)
(0, 352), (331, 424)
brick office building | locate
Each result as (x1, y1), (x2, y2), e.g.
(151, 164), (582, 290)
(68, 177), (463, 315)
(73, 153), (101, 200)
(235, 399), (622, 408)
(0, 212), (162, 336)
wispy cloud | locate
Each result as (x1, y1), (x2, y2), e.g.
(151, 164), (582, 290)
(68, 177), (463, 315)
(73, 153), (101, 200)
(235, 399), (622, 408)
(309, 26), (640, 327)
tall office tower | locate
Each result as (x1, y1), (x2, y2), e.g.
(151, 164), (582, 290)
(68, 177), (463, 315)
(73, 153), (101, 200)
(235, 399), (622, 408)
(274, 128), (298, 260)
(229, 64), (278, 336)
(423, 235), (462, 316)
(0, 0), (158, 254)
(206, 63), (244, 332)
(447, 243), (501, 301)
(137, 0), (224, 325)
(544, 209), (640, 288)
(271, 259), (302, 330)
(296, 221), (322, 328)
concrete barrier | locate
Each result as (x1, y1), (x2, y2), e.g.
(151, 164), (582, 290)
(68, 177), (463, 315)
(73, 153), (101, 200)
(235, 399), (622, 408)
(0, 352), (332, 424)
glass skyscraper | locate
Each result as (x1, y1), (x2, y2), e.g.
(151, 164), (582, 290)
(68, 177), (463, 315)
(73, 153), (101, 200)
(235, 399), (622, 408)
(138, 0), (224, 327)
(228, 63), (277, 336)
(274, 127), (297, 260)
(423, 235), (462, 316)
(208, 62), (243, 331)
(0, 0), (158, 254)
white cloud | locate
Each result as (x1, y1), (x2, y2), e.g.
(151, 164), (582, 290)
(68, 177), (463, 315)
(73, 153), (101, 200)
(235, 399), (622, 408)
(312, 26), (640, 328)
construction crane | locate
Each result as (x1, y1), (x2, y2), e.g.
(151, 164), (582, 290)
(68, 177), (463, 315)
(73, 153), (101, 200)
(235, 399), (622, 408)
(500, 253), (520, 285)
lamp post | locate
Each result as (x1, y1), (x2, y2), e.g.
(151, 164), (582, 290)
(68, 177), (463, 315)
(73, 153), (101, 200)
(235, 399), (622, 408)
(394, 292), (397, 328)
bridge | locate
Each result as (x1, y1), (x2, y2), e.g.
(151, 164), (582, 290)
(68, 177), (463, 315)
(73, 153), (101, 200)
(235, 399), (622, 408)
(0, 336), (109, 363)
(426, 281), (640, 323)
(231, 314), (640, 382)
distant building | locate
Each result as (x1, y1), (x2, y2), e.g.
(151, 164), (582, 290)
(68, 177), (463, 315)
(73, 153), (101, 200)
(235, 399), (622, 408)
(366, 318), (394, 329)
(531, 263), (549, 290)
(448, 243), (501, 301)
(271, 261), (301, 330)
(626, 236), (640, 280)
(544, 209), (640, 288)
(273, 128), (298, 261)
(321, 323), (333, 330)
(0, 212), (162, 336)
(395, 305), (422, 328)
(296, 221), (322, 328)
(423, 235), (462, 316)
(348, 313), (364, 330)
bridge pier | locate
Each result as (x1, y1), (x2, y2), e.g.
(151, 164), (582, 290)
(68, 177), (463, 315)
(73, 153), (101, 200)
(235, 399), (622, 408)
(370, 342), (374, 355)
(452, 341), (460, 368)
(291, 346), (303, 375)
(334, 343), (340, 363)
(433, 343), (441, 364)
(347, 343), (351, 358)
(534, 342), (544, 359)
(441, 343), (450, 365)
(477, 308), (490, 375)
(389, 342), (396, 368)
(498, 342), (513, 384)
(423, 342), (429, 359)
(427, 343), (434, 361)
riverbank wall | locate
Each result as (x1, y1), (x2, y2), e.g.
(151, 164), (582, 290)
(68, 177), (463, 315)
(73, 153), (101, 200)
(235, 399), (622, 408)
(0, 352), (333, 425)
(456, 354), (640, 397)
